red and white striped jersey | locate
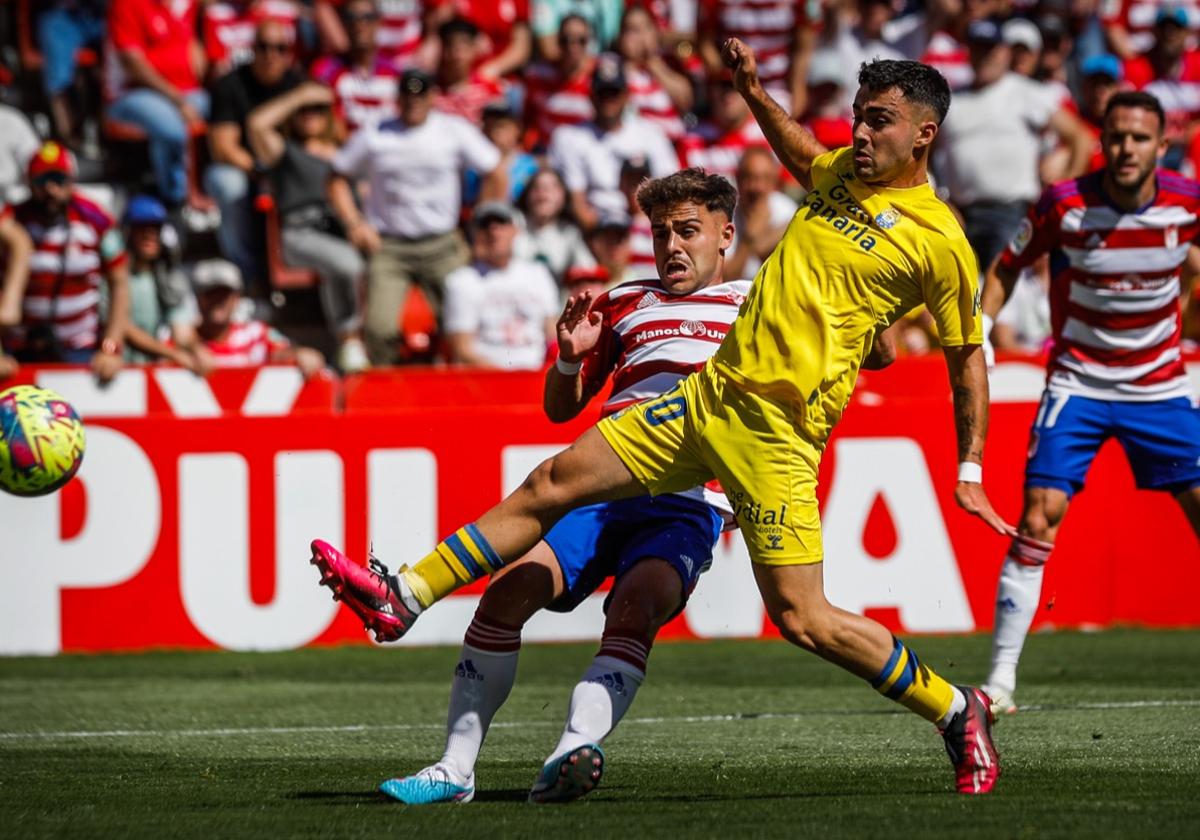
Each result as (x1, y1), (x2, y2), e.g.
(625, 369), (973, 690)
(1101, 0), (1200, 55)
(921, 30), (971, 90)
(202, 0), (299, 69)
(997, 171), (1200, 401)
(677, 117), (770, 182)
(433, 71), (507, 124)
(1124, 51), (1200, 145)
(699, 0), (817, 93)
(582, 277), (752, 515)
(311, 55), (400, 132)
(7, 194), (127, 352)
(523, 60), (594, 149)
(626, 65), (685, 140)
(202, 320), (291, 367)
(325, 0), (423, 66)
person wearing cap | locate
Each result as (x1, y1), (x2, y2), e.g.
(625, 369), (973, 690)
(548, 52), (680, 232)
(311, 0), (401, 134)
(191, 257), (325, 376)
(802, 49), (854, 149)
(1, 142), (128, 384)
(443, 202), (559, 370)
(328, 64), (504, 365)
(432, 17), (507, 125)
(1002, 17), (1042, 78)
(523, 14), (599, 151)
(1063, 54), (1123, 174)
(934, 17), (1093, 268)
(1122, 7), (1200, 162)
(109, 194), (205, 371)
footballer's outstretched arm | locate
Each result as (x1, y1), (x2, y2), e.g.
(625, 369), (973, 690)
(722, 38), (827, 191)
(943, 344), (1015, 536)
(544, 292), (606, 423)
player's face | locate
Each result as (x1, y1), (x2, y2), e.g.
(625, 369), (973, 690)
(650, 202), (734, 294)
(1102, 106), (1166, 190)
(851, 87), (937, 185)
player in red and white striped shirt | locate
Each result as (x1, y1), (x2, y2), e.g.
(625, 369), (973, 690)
(981, 91), (1200, 715)
(4, 142), (127, 382)
(312, 0), (401, 133)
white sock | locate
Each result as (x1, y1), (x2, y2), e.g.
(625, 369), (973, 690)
(439, 616), (521, 781)
(937, 687), (968, 728)
(986, 554), (1047, 695)
(547, 647), (647, 762)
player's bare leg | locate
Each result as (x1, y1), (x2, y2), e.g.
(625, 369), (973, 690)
(532, 558), (684, 803)
(1175, 485), (1200, 539)
(984, 486), (1069, 714)
(753, 562), (999, 794)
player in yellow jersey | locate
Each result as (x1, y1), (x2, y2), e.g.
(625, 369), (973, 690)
(310, 42), (1014, 795)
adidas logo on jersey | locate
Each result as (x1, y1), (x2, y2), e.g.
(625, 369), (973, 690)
(587, 671), (628, 696)
(636, 291), (661, 309)
(455, 659), (484, 681)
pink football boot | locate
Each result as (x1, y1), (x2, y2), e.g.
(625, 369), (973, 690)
(309, 540), (420, 642)
(942, 686), (1001, 794)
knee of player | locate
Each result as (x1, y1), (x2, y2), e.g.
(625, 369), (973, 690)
(521, 457), (578, 511)
(771, 609), (834, 654)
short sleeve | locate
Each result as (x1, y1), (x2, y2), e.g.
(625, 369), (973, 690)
(443, 267), (485, 334)
(920, 234), (982, 346)
(454, 117), (502, 174)
(99, 228), (127, 269)
(266, 325), (291, 352)
(108, 0), (145, 53)
(331, 127), (370, 178)
(1020, 77), (1060, 130)
(996, 188), (1058, 275)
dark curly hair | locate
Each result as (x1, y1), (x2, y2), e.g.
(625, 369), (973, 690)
(857, 59), (951, 124)
(636, 167), (737, 221)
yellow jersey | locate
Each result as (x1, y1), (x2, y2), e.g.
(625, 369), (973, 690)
(712, 146), (983, 446)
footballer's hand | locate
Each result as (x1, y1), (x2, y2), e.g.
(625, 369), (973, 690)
(721, 38), (761, 96)
(556, 291), (603, 363)
(955, 481), (1016, 537)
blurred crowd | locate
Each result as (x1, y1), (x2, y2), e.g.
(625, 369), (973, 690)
(1, 0), (1199, 382)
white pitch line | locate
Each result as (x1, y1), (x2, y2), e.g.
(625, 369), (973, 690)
(2, 699), (1198, 743)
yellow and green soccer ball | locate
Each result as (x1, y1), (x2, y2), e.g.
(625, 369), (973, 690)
(0, 385), (86, 497)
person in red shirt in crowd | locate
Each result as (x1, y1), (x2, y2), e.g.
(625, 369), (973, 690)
(191, 258), (325, 376)
(203, 0), (301, 75)
(917, 0), (1003, 90)
(1123, 7), (1200, 164)
(426, 0), (533, 79)
(432, 18), (507, 124)
(697, 0), (818, 114)
(1102, 0), (1200, 59)
(524, 14), (597, 150)
(615, 5), (692, 140)
(312, 0), (401, 133)
(314, 0), (436, 69)
(105, 0), (209, 209)
(676, 72), (770, 182)
(1, 143), (128, 382)
(800, 50), (852, 150)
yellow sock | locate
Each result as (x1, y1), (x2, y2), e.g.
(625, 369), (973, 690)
(870, 637), (956, 724)
(400, 523), (502, 610)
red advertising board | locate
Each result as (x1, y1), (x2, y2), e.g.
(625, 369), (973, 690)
(0, 358), (1197, 655)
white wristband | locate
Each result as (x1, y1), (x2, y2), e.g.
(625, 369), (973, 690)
(957, 461), (983, 483)
(555, 356), (583, 375)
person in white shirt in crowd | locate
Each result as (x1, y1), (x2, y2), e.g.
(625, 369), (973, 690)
(1002, 17), (1043, 79)
(514, 168), (597, 285)
(328, 67), (504, 365)
(548, 53), (680, 232)
(725, 146), (798, 282)
(829, 0), (906, 90)
(585, 206), (636, 288)
(0, 105), (40, 206)
(444, 202), (559, 370)
(934, 17), (1093, 269)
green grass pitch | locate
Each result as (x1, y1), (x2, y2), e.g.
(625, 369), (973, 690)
(2, 629), (1198, 838)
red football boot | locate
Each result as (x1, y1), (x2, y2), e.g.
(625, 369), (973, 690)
(941, 686), (1001, 794)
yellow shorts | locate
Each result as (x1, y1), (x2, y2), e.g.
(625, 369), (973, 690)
(598, 364), (824, 565)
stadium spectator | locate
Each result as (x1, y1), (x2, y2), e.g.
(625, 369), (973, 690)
(1003, 16), (1043, 78)
(801, 50), (853, 150)
(328, 67), (502, 365)
(311, 0), (402, 134)
(206, 18), (304, 292)
(513, 168), (597, 284)
(432, 17), (506, 124)
(585, 207), (635, 286)
(677, 71), (770, 182)
(1044, 52), (1122, 180)
(425, 0), (533, 79)
(3, 143), (127, 382)
(1122, 7), (1200, 164)
(933, 18), (1094, 268)
(698, 0), (817, 113)
(524, 14), (597, 150)
(105, 0), (209, 209)
(0, 205), (34, 379)
(37, 0), (107, 146)
(725, 146), (797, 282)
(828, 0), (906, 84)
(619, 156), (656, 275)
(203, 0), (302, 75)
(465, 101), (539, 205)
(108, 194), (206, 370)
(313, 0), (436, 69)
(0, 106), (40, 205)
(615, 5), (692, 140)
(443, 202), (559, 369)
(1102, 0), (1200, 59)
(247, 82), (370, 373)
(531, 0), (623, 61)
(191, 257), (325, 375)
(990, 261), (1051, 353)
(913, 0), (1001, 91)
(547, 53), (680, 231)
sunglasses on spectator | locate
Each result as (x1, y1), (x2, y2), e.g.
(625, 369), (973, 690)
(33, 172), (70, 187)
(344, 12), (379, 23)
(255, 40), (292, 54)
(559, 34), (590, 46)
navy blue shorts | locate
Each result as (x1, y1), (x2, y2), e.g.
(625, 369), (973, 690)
(542, 494), (724, 613)
(1025, 392), (1200, 497)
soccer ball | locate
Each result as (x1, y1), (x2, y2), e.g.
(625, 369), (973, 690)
(0, 385), (86, 497)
